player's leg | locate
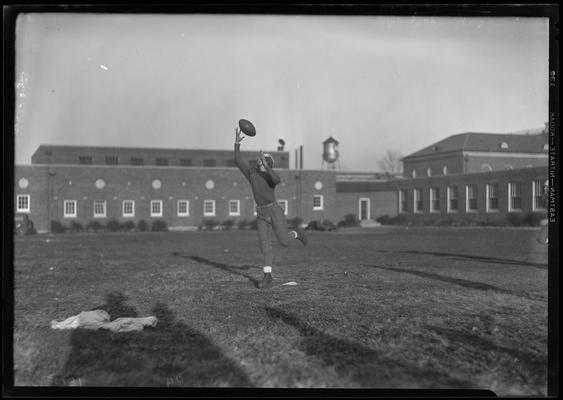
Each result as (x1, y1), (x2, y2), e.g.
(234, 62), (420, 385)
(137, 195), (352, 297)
(271, 204), (308, 246)
(256, 213), (274, 288)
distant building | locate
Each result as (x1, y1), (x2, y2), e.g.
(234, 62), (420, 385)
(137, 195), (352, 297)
(14, 128), (548, 233)
(402, 131), (548, 178)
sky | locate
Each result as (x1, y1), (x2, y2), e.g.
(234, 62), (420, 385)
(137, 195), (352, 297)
(14, 13), (549, 171)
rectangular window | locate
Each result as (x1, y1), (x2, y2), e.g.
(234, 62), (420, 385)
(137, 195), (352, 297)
(509, 182), (522, 212)
(93, 200), (107, 218)
(430, 188), (440, 213)
(203, 159), (216, 167)
(278, 200), (288, 216)
(105, 156), (118, 165)
(533, 180), (546, 210)
(64, 200), (77, 218)
(486, 183), (499, 212)
(204, 200), (216, 216)
(414, 189), (423, 213)
(398, 190), (408, 213)
(447, 186), (458, 212)
(466, 185), (478, 212)
(131, 157), (144, 166)
(313, 195), (324, 210)
(226, 159), (236, 167)
(177, 200), (190, 216)
(79, 156), (92, 165)
(229, 200), (240, 216)
(150, 200), (163, 217)
(16, 195), (30, 213)
(156, 158), (169, 166)
(180, 158), (192, 167)
(122, 200), (135, 217)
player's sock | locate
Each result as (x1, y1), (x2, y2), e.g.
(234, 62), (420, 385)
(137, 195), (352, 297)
(258, 267), (273, 289)
(263, 266), (272, 274)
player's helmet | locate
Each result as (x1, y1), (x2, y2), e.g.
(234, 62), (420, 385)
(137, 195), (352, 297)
(263, 153), (274, 168)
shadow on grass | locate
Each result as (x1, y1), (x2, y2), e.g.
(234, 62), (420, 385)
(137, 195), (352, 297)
(263, 307), (473, 389)
(369, 265), (537, 300)
(427, 325), (547, 393)
(172, 253), (260, 288)
(396, 250), (547, 270)
(51, 292), (253, 387)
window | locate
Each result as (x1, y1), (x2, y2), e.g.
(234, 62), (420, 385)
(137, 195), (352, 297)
(93, 200), (107, 218)
(533, 180), (547, 210)
(131, 157), (144, 166)
(226, 159), (237, 167)
(414, 189), (423, 213)
(466, 185), (478, 212)
(278, 200), (288, 216)
(481, 164), (493, 172)
(508, 182), (522, 212)
(79, 156), (92, 165)
(430, 188), (440, 212)
(412, 170), (417, 178)
(486, 184), (499, 212)
(203, 159), (216, 167)
(16, 195), (30, 213)
(105, 156), (118, 165)
(447, 186), (458, 212)
(443, 166), (448, 175)
(204, 200), (216, 216)
(156, 158), (169, 166)
(500, 142), (509, 149)
(150, 200), (163, 217)
(313, 195), (324, 210)
(180, 158), (192, 166)
(122, 200), (135, 217)
(229, 200), (240, 216)
(177, 200), (190, 216)
(64, 200), (77, 218)
(427, 168), (432, 177)
(399, 190), (408, 213)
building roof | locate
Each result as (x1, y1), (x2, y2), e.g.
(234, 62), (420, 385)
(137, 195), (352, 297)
(402, 131), (548, 160)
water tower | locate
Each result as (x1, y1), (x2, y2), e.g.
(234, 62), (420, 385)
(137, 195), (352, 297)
(322, 136), (340, 170)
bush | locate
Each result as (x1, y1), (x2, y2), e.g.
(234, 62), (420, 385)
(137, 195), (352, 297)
(200, 219), (219, 231)
(522, 212), (547, 226)
(122, 221), (136, 232)
(237, 219), (249, 230)
(288, 217), (303, 228)
(376, 214), (407, 225)
(222, 220), (235, 231)
(151, 220), (168, 232)
(86, 220), (104, 232)
(306, 219), (337, 231)
(138, 220), (149, 232)
(105, 218), (122, 232)
(338, 213), (360, 227)
(248, 219), (258, 230)
(50, 220), (68, 234)
(69, 221), (83, 233)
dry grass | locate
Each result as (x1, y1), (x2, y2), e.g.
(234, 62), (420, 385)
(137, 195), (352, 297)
(12, 227), (548, 394)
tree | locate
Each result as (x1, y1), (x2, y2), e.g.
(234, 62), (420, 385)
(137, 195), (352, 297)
(377, 150), (404, 174)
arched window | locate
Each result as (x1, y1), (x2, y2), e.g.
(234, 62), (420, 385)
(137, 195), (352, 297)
(481, 164), (493, 172)
(427, 167), (432, 177)
(443, 166), (448, 175)
(499, 142), (509, 149)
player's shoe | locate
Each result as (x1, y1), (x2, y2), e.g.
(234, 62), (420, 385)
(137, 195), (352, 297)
(257, 273), (273, 289)
(294, 226), (308, 245)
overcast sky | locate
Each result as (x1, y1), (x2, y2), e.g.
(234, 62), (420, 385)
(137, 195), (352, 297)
(14, 13), (549, 171)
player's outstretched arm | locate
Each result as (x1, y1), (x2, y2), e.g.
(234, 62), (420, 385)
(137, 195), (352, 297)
(234, 128), (251, 179)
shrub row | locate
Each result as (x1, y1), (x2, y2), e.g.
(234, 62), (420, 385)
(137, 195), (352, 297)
(50, 218), (168, 233)
(375, 211), (547, 227)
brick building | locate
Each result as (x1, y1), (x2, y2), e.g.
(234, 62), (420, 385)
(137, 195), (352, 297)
(14, 128), (549, 233)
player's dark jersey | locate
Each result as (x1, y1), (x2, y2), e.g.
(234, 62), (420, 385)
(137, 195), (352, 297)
(234, 144), (280, 206)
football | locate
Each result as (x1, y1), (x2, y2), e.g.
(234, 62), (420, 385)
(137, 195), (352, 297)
(238, 119), (256, 137)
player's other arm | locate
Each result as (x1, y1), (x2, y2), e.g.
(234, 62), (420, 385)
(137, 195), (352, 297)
(234, 128), (251, 179)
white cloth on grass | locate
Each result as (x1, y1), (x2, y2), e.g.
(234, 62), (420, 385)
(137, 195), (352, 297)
(51, 310), (157, 332)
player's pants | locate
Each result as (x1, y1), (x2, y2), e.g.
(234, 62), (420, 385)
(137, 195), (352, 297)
(256, 202), (293, 267)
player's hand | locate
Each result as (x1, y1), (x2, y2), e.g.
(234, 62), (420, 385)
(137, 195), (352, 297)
(259, 150), (268, 167)
(235, 128), (245, 144)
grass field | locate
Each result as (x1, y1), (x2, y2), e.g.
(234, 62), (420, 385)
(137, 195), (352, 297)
(12, 226), (549, 394)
